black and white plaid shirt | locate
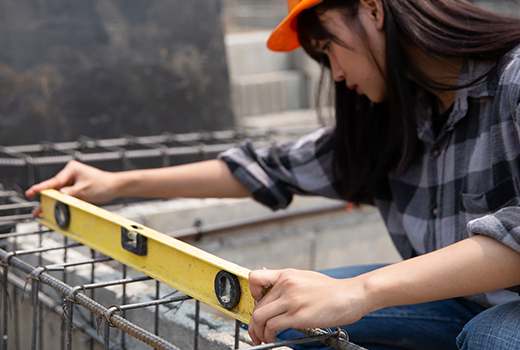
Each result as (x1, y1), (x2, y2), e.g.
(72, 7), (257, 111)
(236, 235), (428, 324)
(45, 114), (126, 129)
(219, 46), (520, 308)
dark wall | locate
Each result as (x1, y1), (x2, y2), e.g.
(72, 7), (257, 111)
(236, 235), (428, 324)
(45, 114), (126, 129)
(0, 0), (234, 145)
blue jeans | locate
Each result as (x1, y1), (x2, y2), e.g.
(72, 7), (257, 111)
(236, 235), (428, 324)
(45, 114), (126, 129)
(276, 265), (520, 350)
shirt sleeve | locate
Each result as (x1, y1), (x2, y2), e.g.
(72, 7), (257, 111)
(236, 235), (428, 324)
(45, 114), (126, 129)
(217, 126), (341, 210)
(467, 52), (520, 255)
(467, 207), (520, 254)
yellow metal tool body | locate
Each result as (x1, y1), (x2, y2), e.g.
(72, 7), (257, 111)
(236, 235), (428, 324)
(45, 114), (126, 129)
(38, 189), (255, 324)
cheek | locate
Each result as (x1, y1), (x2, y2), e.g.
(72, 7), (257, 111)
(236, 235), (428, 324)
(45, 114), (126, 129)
(373, 78), (388, 102)
(364, 72), (388, 103)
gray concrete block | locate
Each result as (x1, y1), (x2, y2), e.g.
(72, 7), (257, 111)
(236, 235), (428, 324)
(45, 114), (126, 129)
(231, 70), (304, 117)
(225, 31), (293, 77)
(314, 216), (402, 269)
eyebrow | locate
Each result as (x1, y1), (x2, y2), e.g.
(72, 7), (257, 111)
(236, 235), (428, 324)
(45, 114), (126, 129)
(312, 39), (328, 52)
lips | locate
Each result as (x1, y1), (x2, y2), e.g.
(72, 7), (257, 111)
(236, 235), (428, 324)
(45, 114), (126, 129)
(348, 84), (360, 94)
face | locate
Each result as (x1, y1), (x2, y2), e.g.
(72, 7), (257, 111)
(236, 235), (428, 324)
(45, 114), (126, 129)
(314, 3), (387, 103)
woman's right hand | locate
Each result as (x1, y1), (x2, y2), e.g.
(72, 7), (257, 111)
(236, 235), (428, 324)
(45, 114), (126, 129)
(25, 160), (119, 204)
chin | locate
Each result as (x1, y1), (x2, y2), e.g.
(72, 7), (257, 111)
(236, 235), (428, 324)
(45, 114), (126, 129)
(367, 91), (388, 104)
(367, 96), (385, 104)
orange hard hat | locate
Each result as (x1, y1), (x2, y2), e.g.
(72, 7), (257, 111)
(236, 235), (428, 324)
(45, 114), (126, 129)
(267, 0), (323, 52)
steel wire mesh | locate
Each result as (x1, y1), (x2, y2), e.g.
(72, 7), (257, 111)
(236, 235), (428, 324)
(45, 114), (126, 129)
(0, 128), (365, 350)
(0, 188), (361, 350)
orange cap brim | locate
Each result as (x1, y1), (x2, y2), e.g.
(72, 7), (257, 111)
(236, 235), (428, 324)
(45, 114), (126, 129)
(267, 0), (323, 52)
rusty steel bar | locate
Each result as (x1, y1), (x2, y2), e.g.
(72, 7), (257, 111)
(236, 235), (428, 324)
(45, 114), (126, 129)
(2, 264), (9, 350)
(170, 202), (347, 240)
(46, 257), (112, 270)
(115, 295), (192, 312)
(0, 127), (315, 167)
(121, 264), (127, 349)
(30, 276), (40, 350)
(66, 298), (74, 350)
(6, 270), (113, 349)
(0, 129), (309, 155)
(89, 249), (96, 350)
(155, 280), (160, 336)
(0, 230), (52, 240)
(194, 300), (200, 350)
(246, 332), (340, 350)
(0, 203), (38, 211)
(0, 214), (35, 223)
(235, 320), (240, 349)
(0, 142), (272, 167)
(103, 318), (110, 350)
(14, 243), (82, 256)
(82, 276), (152, 290)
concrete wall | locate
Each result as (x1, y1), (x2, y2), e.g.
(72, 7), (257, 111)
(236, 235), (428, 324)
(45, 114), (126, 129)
(0, 0), (234, 146)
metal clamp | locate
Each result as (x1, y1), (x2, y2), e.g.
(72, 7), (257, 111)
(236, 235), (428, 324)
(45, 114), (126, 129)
(67, 285), (86, 303)
(1, 252), (15, 267)
(105, 305), (123, 328)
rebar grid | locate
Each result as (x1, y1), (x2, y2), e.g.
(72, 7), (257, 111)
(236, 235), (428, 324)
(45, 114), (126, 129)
(0, 191), (364, 350)
(0, 128), (314, 168)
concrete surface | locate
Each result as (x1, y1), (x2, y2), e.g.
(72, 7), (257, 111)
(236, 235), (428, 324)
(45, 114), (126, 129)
(110, 196), (402, 272)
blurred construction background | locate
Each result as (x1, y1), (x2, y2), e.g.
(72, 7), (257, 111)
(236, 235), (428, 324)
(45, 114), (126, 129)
(1, 0), (514, 148)
(0, 1), (518, 350)
(0, 0), (516, 274)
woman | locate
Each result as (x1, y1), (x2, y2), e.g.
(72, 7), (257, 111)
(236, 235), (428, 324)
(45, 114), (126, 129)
(26, 0), (520, 348)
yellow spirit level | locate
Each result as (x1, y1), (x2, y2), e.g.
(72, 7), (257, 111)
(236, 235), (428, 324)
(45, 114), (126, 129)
(38, 189), (255, 324)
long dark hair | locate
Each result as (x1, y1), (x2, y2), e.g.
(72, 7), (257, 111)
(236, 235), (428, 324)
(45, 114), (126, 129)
(297, 0), (520, 203)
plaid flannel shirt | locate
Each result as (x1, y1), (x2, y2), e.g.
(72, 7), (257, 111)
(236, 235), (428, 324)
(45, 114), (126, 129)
(219, 46), (520, 308)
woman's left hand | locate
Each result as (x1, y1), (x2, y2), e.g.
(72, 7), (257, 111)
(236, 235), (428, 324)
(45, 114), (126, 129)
(248, 268), (370, 345)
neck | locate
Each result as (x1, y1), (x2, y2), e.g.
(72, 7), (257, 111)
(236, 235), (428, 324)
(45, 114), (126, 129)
(435, 90), (457, 114)
(406, 45), (462, 113)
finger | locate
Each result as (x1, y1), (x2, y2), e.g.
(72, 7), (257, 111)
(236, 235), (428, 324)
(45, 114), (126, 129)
(249, 294), (286, 345)
(248, 318), (261, 346)
(59, 185), (79, 197)
(263, 312), (289, 344)
(250, 307), (289, 345)
(248, 284), (282, 345)
(25, 180), (56, 198)
(59, 182), (92, 201)
(31, 207), (42, 217)
(249, 269), (281, 301)
(25, 168), (75, 198)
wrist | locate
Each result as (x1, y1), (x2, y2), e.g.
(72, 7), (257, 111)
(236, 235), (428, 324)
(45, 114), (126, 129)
(109, 171), (132, 198)
(333, 274), (381, 326)
(353, 268), (396, 314)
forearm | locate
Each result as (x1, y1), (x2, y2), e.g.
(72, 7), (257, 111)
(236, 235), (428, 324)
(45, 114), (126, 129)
(114, 159), (251, 199)
(360, 235), (520, 314)
(247, 235), (520, 344)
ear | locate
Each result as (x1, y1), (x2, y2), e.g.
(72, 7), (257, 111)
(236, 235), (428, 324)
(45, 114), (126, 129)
(359, 0), (385, 30)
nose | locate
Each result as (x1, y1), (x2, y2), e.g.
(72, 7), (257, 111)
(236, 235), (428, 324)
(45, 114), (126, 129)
(328, 53), (345, 82)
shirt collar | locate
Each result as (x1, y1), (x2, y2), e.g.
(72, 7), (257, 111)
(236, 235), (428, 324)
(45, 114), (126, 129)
(416, 56), (500, 144)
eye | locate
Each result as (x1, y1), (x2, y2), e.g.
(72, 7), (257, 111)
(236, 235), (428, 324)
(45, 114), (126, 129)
(317, 40), (332, 54)
(312, 40), (331, 54)
(322, 41), (331, 53)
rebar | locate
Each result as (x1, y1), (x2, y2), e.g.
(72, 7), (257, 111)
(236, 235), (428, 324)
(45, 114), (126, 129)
(0, 128), (315, 168)
(0, 181), (367, 350)
(0, 248), (183, 350)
